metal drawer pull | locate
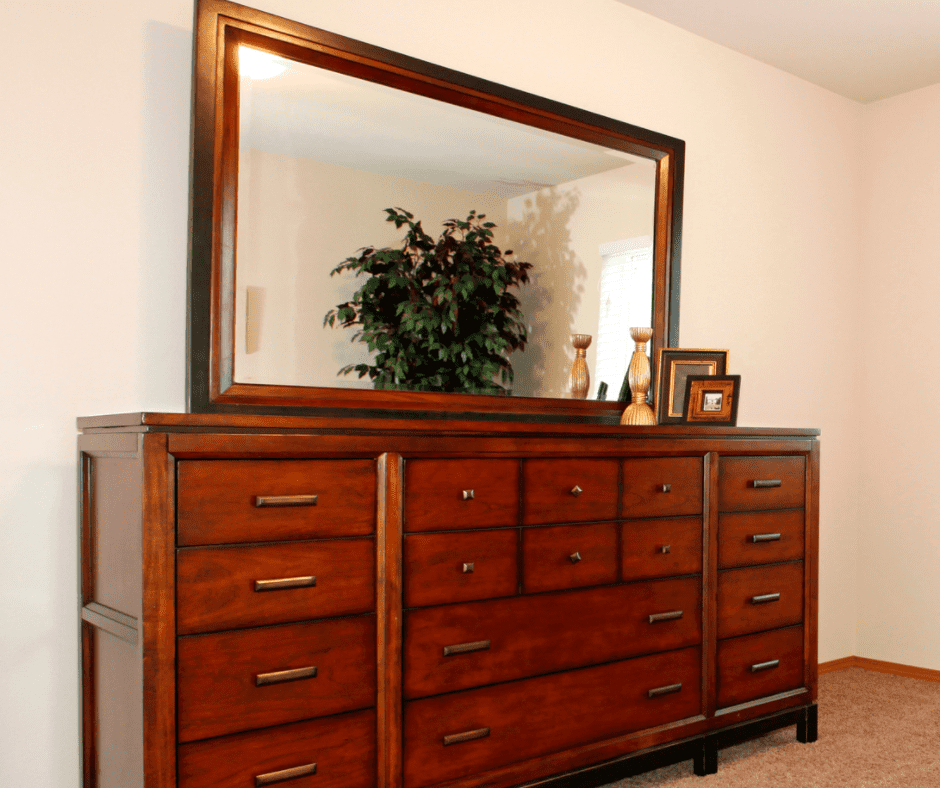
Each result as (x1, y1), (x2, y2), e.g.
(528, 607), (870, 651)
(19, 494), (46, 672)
(751, 592), (781, 604)
(462, 562), (475, 574)
(661, 484), (672, 493)
(751, 659), (780, 673)
(256, 665), (317, 686)
(648, 683), (682, 698)
(752, 479), (782, 489)
(570, 485), (583, 497)
(443, 727), (490, 746)
(462, 489), (475, 501)
(649, 610), (683, 624)
(254, 494), (318, 508)
(254, 575), (317, 592)
(569, 551), (582, 564)
(660, 545), (671, 554)
(255, 762), (317, 786)
(752, 533), (782, 543)
(443, 639), (491, 657)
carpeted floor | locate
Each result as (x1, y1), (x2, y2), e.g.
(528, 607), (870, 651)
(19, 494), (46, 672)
(605, 668), (940, 787)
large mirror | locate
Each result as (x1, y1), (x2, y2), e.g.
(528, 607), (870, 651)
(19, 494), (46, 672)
(188, 0), (684, 421)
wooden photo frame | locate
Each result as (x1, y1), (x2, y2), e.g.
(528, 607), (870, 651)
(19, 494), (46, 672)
(655, 348), (729, 424)
(681, 375), (740, 425)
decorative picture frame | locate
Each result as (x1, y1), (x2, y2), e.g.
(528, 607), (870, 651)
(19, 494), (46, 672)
(681, 375), (741, 426)
(655, 349), (729, 424)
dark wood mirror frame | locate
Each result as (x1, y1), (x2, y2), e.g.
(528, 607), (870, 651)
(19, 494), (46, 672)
(187, 0), (684, 422)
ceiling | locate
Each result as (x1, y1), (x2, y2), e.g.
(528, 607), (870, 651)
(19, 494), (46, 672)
(614, 0), (940, 103)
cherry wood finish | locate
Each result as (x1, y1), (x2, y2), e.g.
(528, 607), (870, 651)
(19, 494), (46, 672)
(522, 522), (619, 593)
(718, 456), (806, 512)
(622, 457), (703, 518)
(716, 626), (804, 709)
(522, 458), (620, 525)
(718, 509), (805, 568)
(717, 562), (804, 639)
(621, 516), (703, 580)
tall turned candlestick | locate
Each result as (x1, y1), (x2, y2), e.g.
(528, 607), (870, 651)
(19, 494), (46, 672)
(569, 334), (592, 399)
(620, 327), (656, 425)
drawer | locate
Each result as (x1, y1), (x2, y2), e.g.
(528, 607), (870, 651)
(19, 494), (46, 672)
(177, 616), (376, 742)
(718, 456), (805, 512)
(177, 460), (375, 546)
(522, 522), (617, 593)
(522, 458), (618, 525)
(717, 562), (803, 639)
(178, 708), (375, 788)
(622, 516), (702, 581)
(177, 538), (374, 634)
(403, 646), (701, 788)
(717, 626), (805, 709)
(404, 577), (701, 699)
(719, 510), (805, 569)
(622, 457), (703, 518)
(404, 459), (518, 532)
(404, 529), (518, 608)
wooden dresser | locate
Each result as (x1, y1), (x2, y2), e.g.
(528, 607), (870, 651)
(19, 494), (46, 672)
(79, 414), (819, 788)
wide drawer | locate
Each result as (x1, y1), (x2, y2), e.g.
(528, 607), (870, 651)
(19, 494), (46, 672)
(522, 458), (619, 525)
(719, 509), (805, 569)
(718, 456), (805, 512)
(622, 516), (702, 581)
(404, 577), (701, 699)
(522, 522), (617, 593)
(177, 538), (374, 634)
(622, 457), (703, 518)
(717, 562), (803, 639)
(403, 646), (701, 788)
(177, 616), (376, 742)
(404, 459), (519, 532)
(177, 460), (375, 546)
(717, 626), (805, 709)
(403, 529), (518, 608)
(178, 708), (375, 788)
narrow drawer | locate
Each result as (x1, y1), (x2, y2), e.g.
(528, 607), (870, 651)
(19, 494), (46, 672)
(718, 456), (805, 512)
(717, 626), (805, 709)
(403, 646), (701, 788)
(404, 459), (518, 532)
(404, 577), (701, 699)
(719, 510), (805, 569)
(717, 562), (803, 639)
(177, 460), (375, 546)
(522, 522), (617, 593)
(178, 708), (375, 788)
(177, 538), (374, 635)
(404, 530), (518, 608)
(622, 457), (703, 518)
(522, 458), (619, 525)
(622, 516), (702, 581)
(177, 616), (376, 742)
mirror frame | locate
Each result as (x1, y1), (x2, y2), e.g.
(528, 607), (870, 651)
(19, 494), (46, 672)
(188, 0), (684, 422)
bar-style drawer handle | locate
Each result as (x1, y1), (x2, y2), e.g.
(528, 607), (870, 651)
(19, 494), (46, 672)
(255, 762), (317, 786)
(649, 610), (684, 624)
(254, 494), (318, 507)
(256, 665), (317, 686)
(443, 639), (491, 657)
(751, 592), (781, 604)
(648, 683), (682, 698)
(254, 575), (317, 592)
(752, 479), (782, 489)
(751, 659), (780, 673)
(443, 727), (490, 746)
(462, 489), (475, 501)
(752, 533), (782, 543)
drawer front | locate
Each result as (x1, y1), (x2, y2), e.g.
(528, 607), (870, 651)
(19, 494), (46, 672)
(622, 457), (703, 518)
(177, 616), (376, 742)
(177, 460), (375, 546)
(522, 458), (619, 525)
(622, 516), (702, 581)
(718, 456), (805, 512)
(403, 646), (701, 788)
(717, 562), (803, 639)
(404, 578), (701, 699)
(178, 708), (375, 788)
(177, 538), (374, 635)
(719, 510), (805, 569)
(404, 459), (519, 532)
(404, 530), (518, 608)
(522, 522), (618, 593)
(717, 626), (805, 709)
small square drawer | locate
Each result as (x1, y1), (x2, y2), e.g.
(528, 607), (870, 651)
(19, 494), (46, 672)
(403, 530), (519, 608)
(717, 562), (803, 639)
(522, 458), (619, 525)
(522, 522), (617, 593)
(177, 460), (375, 546)
(622, 457), (703, 518)
(404, 459), (519, 532)
(718, 456), (805, 512)
(719, 510), (805, 569)
(717, 626), (805, 709)
(622, 516), (702, 581)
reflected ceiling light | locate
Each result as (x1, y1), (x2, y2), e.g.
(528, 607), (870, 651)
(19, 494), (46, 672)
(239, 46), (287, 79)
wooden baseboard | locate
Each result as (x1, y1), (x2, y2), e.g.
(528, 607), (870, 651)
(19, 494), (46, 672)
(819, 656), (940, 683)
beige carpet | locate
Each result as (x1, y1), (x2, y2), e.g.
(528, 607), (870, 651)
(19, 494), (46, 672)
(606, 668), (940, 786)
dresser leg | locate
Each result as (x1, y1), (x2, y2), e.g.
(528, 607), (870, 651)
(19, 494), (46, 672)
(797, 703), (818, 743)
(693, 735), (718, 776)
